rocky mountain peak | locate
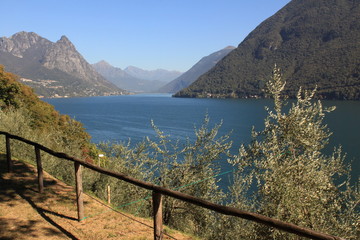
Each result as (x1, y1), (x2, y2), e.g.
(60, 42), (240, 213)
(0, 31), (124, 97)
(224, 46), (236, 50)
(0, 31), (50, 58)
(95, 60), (113, 68)
(57, 35), (71, 44)
(10, 31), (42, 43)
(55, 35), (76, 51)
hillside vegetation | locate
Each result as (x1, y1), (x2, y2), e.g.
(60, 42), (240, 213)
(0, 65), (89, 136)
(0, 66), (358, 239)
(175, 0), (360, 100)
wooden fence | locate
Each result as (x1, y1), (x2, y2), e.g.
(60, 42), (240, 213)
(0, 131), (345, 240)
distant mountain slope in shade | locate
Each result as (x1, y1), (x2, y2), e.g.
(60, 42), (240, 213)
(124, 66), (182, 83)
(0, 31), (125, 97)
(175, 0), (360, 100)
(92, 61), (168, 92)
(158, 46), (235, 93)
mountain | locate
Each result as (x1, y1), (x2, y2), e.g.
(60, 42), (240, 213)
(0, 31), (125, 97)
(92, 60), (143, 92)
(92, 61), (169, 92)
(158, 46), (235, 93)
(175, 0), (360, 100)
(124, 66), (182, 83)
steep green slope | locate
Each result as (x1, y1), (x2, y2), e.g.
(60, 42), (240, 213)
(175, 0), (360, 100)
(0, 65), (90, 142)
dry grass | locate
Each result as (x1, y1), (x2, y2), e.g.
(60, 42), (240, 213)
(0, 155), (195, 240)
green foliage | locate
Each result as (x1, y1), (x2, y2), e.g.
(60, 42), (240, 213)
(87, 116), (231, 236)
(0, 65), (90, 140)
(145, 116), (230, 232)
(82, 141), (155, 215)
(0, 65), (21, 107)
(1, 65), (358, 239)
(229, 66), (359, 239)
(0, 66), (91, 184)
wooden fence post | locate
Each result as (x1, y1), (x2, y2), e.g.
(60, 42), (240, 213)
(153, 191), (163, 240)
(35, 146), (44, 193)
(5, 134), (12, 172)
(107, 185), (111, 204)
(74, 162), (84, 221)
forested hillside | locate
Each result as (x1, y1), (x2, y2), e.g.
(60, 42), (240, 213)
(1, 66), (76, 129)
(175, 0), (360, 100)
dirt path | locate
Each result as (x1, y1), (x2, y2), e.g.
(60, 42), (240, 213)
(0, 155), (194, 240)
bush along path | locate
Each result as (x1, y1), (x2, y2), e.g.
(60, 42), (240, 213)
(0, 154), (195, 240)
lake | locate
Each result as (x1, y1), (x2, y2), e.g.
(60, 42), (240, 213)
(44, 94), (360, 185)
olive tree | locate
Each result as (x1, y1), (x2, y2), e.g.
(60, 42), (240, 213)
(229, 66), (359, 239)
(147, 115), (231, 234)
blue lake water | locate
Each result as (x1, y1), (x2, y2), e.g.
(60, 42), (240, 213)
(44, 94), (360, 185)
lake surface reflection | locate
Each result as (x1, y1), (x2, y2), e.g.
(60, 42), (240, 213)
(45, 94), (360, 185)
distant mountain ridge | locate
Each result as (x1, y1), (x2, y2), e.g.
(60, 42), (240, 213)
(92, 61), (168, 92)
(175, 0), (360, 100)
(124, 66), (182, 83)
(159, 46), (235, 93)
(93, 62), (183, 93)
(0, 31), (125, 97)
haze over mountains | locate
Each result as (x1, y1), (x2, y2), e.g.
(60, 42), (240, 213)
(124, 66), (182, 83)
(175, 0), (360, 100)
(0, 31), (124, 97)
(92, 61), (182, 93)
(159, 46), (235, 93)
(94, 47), (235, 93)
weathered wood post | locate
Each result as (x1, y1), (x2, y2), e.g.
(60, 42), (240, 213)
(74, 162), (84, 221)
(35, 146), (44, 193)
(152, 191), (163, 240)
(107, 185), (111, 204)
(5, 134), (12, 172)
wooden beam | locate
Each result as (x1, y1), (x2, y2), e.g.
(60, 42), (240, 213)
(74, 162), (84, 221)
(153, 191), (163, 240)
(35, 146), (44, 193)
(5, 134), (12, 172)
(0, 131), (345, 240)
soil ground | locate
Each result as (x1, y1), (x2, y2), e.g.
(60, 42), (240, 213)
(0, 154), (194, 240)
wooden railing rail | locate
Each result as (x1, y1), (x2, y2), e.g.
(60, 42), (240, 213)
(0, 131), (345, 240)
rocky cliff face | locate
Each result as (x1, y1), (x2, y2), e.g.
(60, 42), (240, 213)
(0, 32), (51, 58)
(0, 31), (124, 97)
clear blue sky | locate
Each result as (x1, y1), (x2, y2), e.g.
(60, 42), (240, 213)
(1, 0), (291, 72)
